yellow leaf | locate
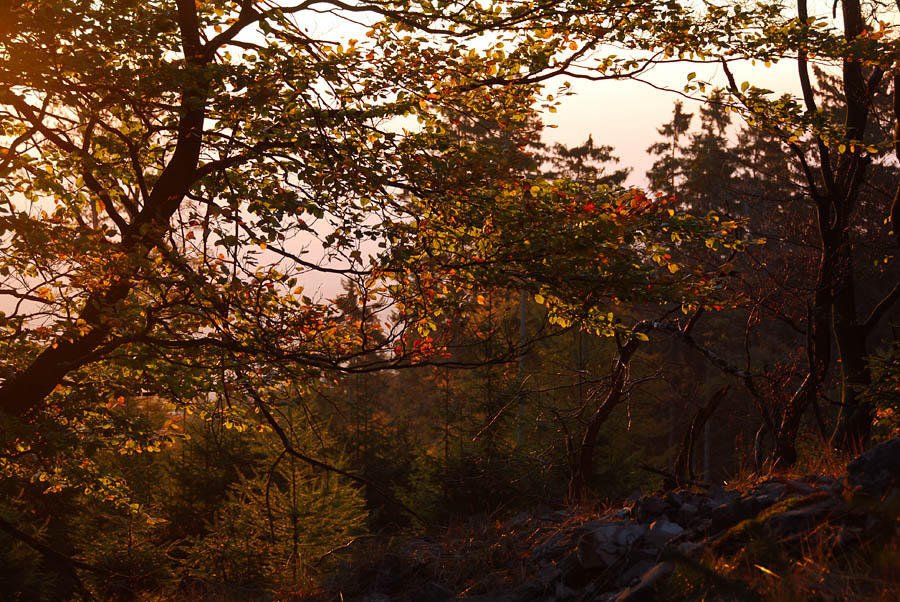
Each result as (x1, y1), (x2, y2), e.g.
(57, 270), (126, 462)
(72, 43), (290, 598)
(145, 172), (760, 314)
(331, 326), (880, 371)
(534, 293), (545, 304)
(667, 263), (680, 273)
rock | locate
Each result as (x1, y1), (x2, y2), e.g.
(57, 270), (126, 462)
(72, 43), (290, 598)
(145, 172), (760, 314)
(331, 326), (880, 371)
(677, 540), (706, 556)
(610, 507), (632, 520)
(665, 490), (684, 508)
(644, 519), (685, 549)
(783, 479), (816, 496)
(710, 501), (740, 533)
(707, 484), (733, 507)
(755, 480), (788, 499)
(544, 510), (571, 523)
(634, 495), (668, 522)
(809, 475), (844, 494)
(710, 494), (776, 534)
(677, 502), (698, 525)
(613, 562), (674, 602)
(371, 554), (427, 591)
(579, 522), (648, 570)
(764, 499), (839, 537)
(847, 435), (900, 498)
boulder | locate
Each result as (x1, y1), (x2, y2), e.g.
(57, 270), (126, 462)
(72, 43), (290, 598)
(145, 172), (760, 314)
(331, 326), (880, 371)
(710, 494), (777, 534)
(763, 498), (839, 538)
(578, 522), (648, 570)
(783, 479), (817, 496)
(633, 495), (669, 522)
(644, 519), (685, 549)
(847, 435), (900, 498)
(676, 502), (699, 525)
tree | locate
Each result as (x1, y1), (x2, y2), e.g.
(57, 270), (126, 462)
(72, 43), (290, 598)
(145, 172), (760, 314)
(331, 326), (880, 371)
(646, 100), (694, 200)
(708, 0), (900, 458)
(0, 0), (743, 423)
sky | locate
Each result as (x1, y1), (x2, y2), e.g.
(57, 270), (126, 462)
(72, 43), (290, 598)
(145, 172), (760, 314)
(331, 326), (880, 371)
(302, 0), (833, 189)
(543, 59), (806, 187)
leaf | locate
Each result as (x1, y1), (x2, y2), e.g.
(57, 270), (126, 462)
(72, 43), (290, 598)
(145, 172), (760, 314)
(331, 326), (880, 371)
(740, 81), (749, 92)
(634, 332), (650, 342)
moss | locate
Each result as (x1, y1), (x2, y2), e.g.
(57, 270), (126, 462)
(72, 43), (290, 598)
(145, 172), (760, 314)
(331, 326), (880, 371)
(660, 551), (763, 602)
(712, 491), (831, 555)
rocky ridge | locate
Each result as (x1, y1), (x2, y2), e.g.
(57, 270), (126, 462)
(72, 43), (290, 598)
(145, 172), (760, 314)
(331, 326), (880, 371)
(327, 437), (900, 602)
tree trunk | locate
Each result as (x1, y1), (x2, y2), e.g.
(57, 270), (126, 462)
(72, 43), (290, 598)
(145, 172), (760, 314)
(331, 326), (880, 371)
(0, 0), (208, 419)
(673, 386), (729, 483)
(568, 326), (645, 498)
(832, 239), (872, 450)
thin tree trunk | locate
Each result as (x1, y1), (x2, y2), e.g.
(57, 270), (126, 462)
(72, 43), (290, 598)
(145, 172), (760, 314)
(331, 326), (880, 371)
(673, 386), (728, 483)
(568, 325), (646, 498)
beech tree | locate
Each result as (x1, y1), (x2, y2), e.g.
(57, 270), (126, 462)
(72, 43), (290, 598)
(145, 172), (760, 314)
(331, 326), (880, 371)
(0, 0), (745, 420)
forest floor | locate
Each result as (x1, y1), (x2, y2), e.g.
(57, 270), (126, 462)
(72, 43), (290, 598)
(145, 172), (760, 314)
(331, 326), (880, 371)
(305, 438), (900, 602)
